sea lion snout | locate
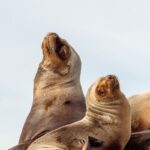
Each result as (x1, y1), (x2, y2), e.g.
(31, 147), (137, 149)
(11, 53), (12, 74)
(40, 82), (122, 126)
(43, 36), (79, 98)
(42, 33), (71, 60)
(46, 32), (62, 52)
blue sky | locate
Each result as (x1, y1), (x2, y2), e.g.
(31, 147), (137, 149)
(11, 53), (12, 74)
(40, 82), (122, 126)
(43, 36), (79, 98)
(0, 0), (150, 149)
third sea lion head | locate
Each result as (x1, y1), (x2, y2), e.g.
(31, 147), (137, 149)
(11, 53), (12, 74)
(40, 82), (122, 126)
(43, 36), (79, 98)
(87, 75), (122, 104)
(95, 74), (121, 101)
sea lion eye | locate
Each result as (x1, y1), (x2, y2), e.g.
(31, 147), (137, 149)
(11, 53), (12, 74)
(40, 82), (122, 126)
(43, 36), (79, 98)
(97, 87), (105, 96)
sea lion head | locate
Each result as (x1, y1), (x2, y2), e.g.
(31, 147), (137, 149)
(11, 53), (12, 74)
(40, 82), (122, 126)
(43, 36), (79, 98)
(95, 75), (121, 101)
(41, 32), (81, 78)
(88, 75), (122, 103)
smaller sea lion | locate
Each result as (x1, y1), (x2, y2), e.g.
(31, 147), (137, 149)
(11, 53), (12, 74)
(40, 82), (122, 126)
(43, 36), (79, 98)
(27, 75), (131, 150)
(129, 92), (150, 132)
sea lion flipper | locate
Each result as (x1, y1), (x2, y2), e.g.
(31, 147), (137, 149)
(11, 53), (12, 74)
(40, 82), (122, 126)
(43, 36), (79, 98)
(125, 130), (150, 150)
(8, 143), (29, 150)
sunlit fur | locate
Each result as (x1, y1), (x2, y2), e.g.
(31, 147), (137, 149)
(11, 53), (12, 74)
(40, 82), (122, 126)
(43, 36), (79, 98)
(129, 92), (150, 132)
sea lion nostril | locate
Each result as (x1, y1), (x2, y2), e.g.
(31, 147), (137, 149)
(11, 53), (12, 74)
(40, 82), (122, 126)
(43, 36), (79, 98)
(56, 36), (62, 46)
(47, 32), (59, 37)
(107, 75), (114, 80)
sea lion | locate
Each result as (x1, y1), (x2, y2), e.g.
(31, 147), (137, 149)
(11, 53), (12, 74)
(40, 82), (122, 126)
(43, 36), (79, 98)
(27, 74), (131, 150)
(10, 33), (86, 149)
(129, 92), (150, 132)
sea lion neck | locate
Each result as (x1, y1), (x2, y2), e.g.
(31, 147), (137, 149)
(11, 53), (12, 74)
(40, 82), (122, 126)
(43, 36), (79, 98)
(33, 64), (80, 93)
(85, 99), (122, 125)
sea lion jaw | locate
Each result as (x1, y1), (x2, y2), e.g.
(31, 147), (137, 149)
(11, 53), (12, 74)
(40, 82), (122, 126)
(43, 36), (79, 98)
(95, 75), (121, 101)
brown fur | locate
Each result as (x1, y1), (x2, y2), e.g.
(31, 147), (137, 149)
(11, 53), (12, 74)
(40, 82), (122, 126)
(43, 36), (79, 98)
(129, 92), (150, 132)
(44, 99), (55, 111)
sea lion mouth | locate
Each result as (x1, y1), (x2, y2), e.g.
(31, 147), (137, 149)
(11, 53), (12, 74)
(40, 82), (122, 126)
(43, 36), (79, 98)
(45, 33), (70, 60)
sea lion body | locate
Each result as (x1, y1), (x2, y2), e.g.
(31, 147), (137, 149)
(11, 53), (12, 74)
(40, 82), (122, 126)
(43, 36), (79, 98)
(129, 92), (150, 132)
(27, 75), (131, 150)
(11, 33), (86, 149)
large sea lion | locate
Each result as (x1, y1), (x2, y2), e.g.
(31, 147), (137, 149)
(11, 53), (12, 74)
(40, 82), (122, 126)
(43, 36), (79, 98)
(27, 74), (131, 150)
(129, 92), (150, 132)
(10, 33), (86, 149)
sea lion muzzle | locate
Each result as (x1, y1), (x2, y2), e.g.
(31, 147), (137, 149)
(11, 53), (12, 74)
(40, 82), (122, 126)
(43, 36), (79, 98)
(42, 32), (71, 61)
(46, 33), (70, 60)
(46, 33), (63, 52)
